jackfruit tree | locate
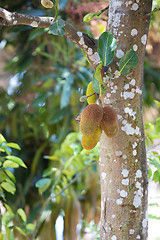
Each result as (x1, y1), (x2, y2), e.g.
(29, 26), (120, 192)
(0, 0), (153, 239)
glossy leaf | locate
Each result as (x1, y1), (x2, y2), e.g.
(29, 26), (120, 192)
(49, 20), (65, 36)
(5, 169), (16, 183)
(83, 13), (94, 22)
(154, 100), (160, 108)
(92, 76), (100, 94)
(153, 170), (160, 183)
(94, 63), (103, 83)
(148, 167), (152, 179)
(35, 178), (51, 188)
(92, 76), (106, 95)
(3, 160), (19, 168)
(17, 208), (27, 223)
(6, 143), (21, 150)
(98, 32), (117, 66)
(1, 181), (16, 194)
(119, 49), (139, 74)
(4, 203), (14, 216)
(0, 170), (8, 182)
(38, 179), (51, 195)
(0, 134), (6, 144)
(5, 156), (27, 168)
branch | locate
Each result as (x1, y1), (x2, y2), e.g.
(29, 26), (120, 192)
(31, 161), (97, 240)
(143, 7), (160, 20)
(0, 7), (99, 69)
(147, 142), (160, 152)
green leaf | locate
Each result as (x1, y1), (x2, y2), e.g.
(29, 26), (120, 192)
(153, 170), (160, 183)
(0, 134), (6, 144)
(4, 204), (14, 216)
(83, 13), (94, 22)
(119, 49), (139, 74)
(5, 156), (27, 168)
(49, 19), (65, 36)
(94, 63), (103, 83)
(6, 143), (21, 150)
(3, 160), (19, 168)
(154, 100), (160, 108)
(148, 167), (152, 179)
(36, 178), (51, 195)
(0, 170), (8, 182)
(17, 209), (27, 223)
(98, 32), (117, 66)
(0, 147), (5, 152)
(26, 223), (36, 231)
(43, 167), (57, 177)
(4, 169), (16, 183)
(92, 76), (106, 95)
(35, 178), (51, 188)
(149, 154), (160, 172)
(100, 83), (107, 95)
(92, 76), (100, 94)
(15, 227), (26, 237)
(148, 214), (160, 220)
(1, 181), (16, 194)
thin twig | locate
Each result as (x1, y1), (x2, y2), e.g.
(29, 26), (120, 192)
(147, 142), (160, 152)
(143, 7), (160, 20)
(96, 5), (109, 17)
(31, 161), (97, 240)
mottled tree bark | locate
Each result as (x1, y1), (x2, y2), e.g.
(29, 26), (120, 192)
(99, 0), (152, 239)
(0, 1), (153, 239)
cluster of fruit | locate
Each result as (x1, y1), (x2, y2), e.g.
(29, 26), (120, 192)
(80, 103), (119, 150)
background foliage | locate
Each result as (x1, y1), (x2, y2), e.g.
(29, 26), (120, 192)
(0, 0), (160, 239)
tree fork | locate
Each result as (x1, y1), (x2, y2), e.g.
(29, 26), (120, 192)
(99, 0), (152, 239)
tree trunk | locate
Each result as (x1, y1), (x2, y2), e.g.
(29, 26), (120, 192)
(99, 0), (152, 239)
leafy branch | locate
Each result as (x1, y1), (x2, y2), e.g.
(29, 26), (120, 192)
(31, 161), (97, 239)
(83, 32), (139, 102)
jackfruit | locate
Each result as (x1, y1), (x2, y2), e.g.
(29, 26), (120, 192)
(80, 104), (103, 135)
(100, 106), (119, 138)
(81, 126), (102, 150)
(86, 82), (96, 104)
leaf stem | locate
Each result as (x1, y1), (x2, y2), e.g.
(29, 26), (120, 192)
(54, 0), (59, 20)
(94, 5), (109, 17)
